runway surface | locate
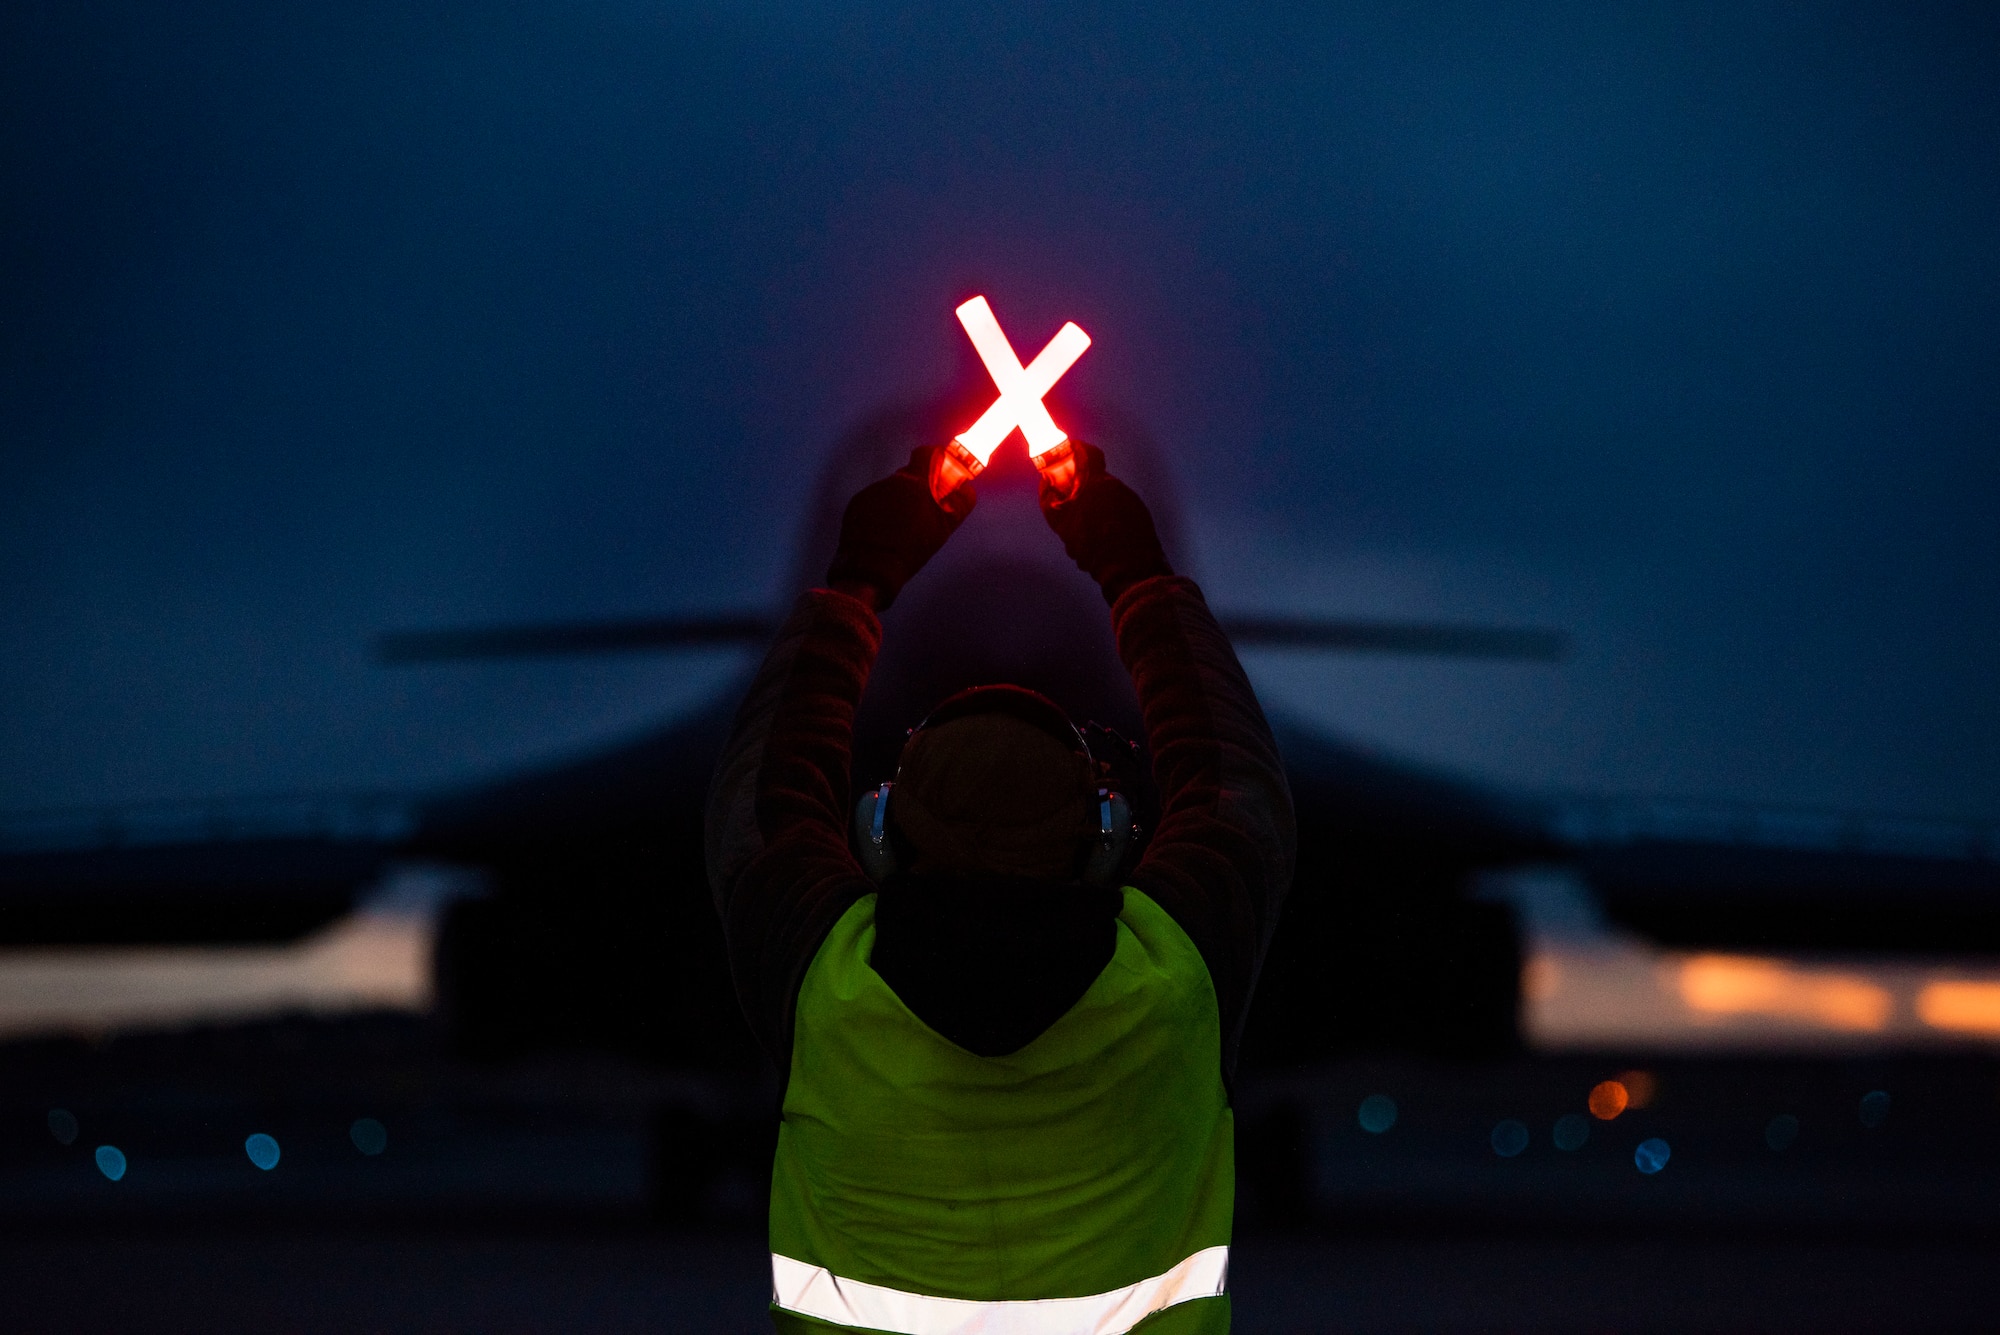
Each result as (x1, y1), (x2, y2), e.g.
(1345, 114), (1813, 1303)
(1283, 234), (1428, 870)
(7, 1013), (2000, 1330)
(7, 1226), (2000, 1333)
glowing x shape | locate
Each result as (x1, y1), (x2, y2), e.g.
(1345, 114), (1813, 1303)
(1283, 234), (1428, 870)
(953, 296), (1091, 466)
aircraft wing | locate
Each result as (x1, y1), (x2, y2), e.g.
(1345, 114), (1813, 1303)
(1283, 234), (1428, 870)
(0, 796), (413, 944)
(1552, 797), (2000, 955)
(374, 613), (1567, 663)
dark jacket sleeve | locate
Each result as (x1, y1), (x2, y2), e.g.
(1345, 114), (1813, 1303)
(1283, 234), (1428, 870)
(1117, 575), (1296, 1079)
(705, 588), (881, 1071)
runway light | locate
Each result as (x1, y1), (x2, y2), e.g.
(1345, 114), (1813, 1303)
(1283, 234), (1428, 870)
(941, 296), (1091, 502)
(1358, 1094), (1398, 1134)
(1634, 1137), (1671, 1174)
(1677, 953), (1891, 1032)
(1588, 1080), (1629, 1120)
(1616, 1069), (1658, 1109)
(1916, 980), (2000, 1035)
(47, 1108), (78, 1146)
(245, 1133), (281, 1171)
(1553, 1113), (1591, 1151)
(350, 1117), (388, 1156)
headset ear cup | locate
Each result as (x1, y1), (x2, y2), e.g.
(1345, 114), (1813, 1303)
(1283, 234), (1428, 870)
(1081, 790), (1136, 886)
(853, 784), (898, 883)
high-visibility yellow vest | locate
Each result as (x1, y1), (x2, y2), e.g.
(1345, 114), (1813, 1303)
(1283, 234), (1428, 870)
(768, 887), (1234, 1335)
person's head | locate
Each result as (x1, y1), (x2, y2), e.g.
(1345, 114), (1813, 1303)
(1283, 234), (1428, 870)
(866, 685), (1113, 882)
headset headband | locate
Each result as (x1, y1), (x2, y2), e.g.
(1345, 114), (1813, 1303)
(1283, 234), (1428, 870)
(905, 684), (1092, 764)
(859, 684), (1134, 884)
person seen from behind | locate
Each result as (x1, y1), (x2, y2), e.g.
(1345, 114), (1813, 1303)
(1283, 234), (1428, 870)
(706, 439), (1295, 1334)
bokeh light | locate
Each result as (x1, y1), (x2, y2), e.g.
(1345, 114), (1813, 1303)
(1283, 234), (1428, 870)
(1634, 1138), (1672, 1174)
(1859, 1090), (1891, 1129)
(244, 1133), (281, 1171)
(1766, 1113), (1800, 1151)
(1491, 1120), (1530, 1158)
(1677, 955), (1890, 1031)
(94, 1145), (127, 1181)
(1916, 980), (2000, 1035)
(1616, 1070), (1658, 1110)
(1588, 1080), (1629, 1120)
(350, 1117), (388, 1156)
(46, 1108), (78, 1146)
(1357, 1095), (1398, 1135)
(1553, 1113), (1591, 1151)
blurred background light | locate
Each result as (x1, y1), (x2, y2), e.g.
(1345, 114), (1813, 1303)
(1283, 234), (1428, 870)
(46, 1109), (78, 1146)
(244, 1133), (281, 1171)
(1916, 981), (2000, 1036)
(1553, 1113), (1590, 1151)
(1616, 1070), (1658, 1109)
(0, 867), (463, 1040)
(1357, 1094), (1398, 1134)
(1678, 956), (1891, 1032)
(1494, 869), (2000, 1053)
(1859, 1090), (1891, 1129)
(1766, 1113), (1801, 1151)
(350, 1118), (388, 1156)
(1634, 1138), (1672, 1174)
(1491, 1120), (1530, 1158)
(94, 1146), (126, 1182)
(1588, 1080), (1629, 1120)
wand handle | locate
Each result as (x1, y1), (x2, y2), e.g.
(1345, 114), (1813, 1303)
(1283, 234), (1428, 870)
(929, 438), (986, 505)
(1029, 440), (1079, 501)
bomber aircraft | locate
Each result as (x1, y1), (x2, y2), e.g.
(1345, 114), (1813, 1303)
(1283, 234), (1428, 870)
(2, 398), (1997, 1072)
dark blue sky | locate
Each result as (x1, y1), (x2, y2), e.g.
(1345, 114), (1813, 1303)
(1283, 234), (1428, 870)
(3, 1), (1996, 819)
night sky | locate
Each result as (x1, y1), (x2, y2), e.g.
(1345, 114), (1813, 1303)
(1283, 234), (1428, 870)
(3, 2), (1996, 822)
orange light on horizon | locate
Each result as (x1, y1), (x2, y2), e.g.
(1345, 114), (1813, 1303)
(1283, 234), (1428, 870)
(1587, 1080), (1630, 1120)
(953, 295), (1090, 465)
(1916, 980), (2000, 1036)
(1677, 954), (1892, 1032)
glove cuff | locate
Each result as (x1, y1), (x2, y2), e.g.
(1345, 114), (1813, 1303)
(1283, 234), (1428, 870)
(1096, 555), (1175, 606)
(824, 552), (900, 612)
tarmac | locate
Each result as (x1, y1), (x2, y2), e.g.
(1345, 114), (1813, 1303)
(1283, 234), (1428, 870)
(6, 1013), (2000, 1331)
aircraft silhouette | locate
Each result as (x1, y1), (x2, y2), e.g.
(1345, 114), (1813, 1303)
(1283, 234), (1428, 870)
(403, 399), (1556, 1069)
(2, 399), (1995, 1074)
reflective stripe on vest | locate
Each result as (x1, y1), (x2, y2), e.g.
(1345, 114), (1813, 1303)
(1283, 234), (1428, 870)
(771, 1245), (1229, 1335)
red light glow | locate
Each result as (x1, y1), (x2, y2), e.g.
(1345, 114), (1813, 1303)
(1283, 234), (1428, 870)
(927, 439), (985, 504)
(1030, 440), (1079, 500)
(946, 295), (1090, 502)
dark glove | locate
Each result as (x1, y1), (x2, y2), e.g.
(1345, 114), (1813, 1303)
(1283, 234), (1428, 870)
(1039, 442), (1173, 605)
(826, 445), (976, 611)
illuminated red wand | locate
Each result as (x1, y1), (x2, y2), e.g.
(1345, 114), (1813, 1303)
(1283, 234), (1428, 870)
(930, 296), (1092, 503)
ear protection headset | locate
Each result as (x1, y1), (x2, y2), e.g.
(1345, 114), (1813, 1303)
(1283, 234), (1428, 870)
(852, 686), (1138, 886)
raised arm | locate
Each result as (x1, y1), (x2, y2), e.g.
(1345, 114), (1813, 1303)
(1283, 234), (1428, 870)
(705, 446), (974, 1069)
(705, 588), (881, 1069)
(1042, 446), (1295, 1079)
